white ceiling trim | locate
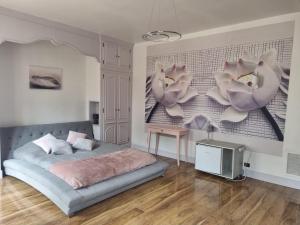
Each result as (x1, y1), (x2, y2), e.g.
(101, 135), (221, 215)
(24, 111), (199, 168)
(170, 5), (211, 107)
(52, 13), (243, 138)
(0, 7), (100, 61)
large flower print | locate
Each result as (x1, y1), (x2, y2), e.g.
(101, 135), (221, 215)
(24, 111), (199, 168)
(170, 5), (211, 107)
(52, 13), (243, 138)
(206, 49), (289, 141)
(145, 62), (198, 122)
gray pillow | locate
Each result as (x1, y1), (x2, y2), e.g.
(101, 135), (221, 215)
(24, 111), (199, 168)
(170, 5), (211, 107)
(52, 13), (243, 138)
(72, 138), (95, 151)
(49, 139), (73, 155)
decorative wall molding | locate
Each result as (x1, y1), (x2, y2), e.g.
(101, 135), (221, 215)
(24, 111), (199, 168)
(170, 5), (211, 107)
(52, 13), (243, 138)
(0, 6), (100, 61)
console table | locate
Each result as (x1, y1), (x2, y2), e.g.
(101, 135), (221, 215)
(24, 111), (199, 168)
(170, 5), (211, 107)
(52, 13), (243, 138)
(146, 123), (189, 167)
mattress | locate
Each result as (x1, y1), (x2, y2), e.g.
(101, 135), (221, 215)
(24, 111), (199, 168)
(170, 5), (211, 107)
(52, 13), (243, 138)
(5, 140), (169, 215)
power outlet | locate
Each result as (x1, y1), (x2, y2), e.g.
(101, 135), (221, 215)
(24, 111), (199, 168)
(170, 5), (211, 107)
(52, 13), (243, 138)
(244, 162), (250, 168)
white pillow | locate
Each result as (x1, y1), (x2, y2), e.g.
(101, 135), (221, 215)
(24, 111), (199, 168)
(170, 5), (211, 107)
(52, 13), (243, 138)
(66, 131), (87, 145)
(49, 139), (73, 155)
(73, 138), (94, 151)
(33, 134), (57, 154)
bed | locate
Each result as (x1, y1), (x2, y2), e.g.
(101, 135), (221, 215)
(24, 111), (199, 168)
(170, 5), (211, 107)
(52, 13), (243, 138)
(0, 121), (168, 216)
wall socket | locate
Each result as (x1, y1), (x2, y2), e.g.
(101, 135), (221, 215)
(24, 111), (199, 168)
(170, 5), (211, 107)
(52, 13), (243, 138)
(244, 162), (250, 168)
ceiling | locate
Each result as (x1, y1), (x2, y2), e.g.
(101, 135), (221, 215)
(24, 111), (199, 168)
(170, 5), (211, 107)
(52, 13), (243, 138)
(0, 0), (299, 43)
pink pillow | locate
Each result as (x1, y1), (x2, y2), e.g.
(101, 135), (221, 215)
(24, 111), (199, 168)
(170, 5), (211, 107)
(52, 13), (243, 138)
(33, 134), (57, 154)
(66, 131), (87, 145)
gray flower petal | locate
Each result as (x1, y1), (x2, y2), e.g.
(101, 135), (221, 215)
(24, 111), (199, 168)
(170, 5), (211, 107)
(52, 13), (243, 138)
(214, 72), (233, 100)
(220, 107), (249, 122)
(165, 104), (184, 118)
(177, 88), (198, 104)
(227, 80), (258, 112)
(151, 63), (166, 101)
(253, 62), (281, 108)
(165, 65), (186, 81)
(206, 87), (231, 106)
(224, 61), (239, 78)
(160, 89), (181, 107)
(184, 113), (219, 131)
(237, 59), (256, 75)
(168, 74), (193, 99)
(259, 49), (277, 66)
(242, 52), (259, 64)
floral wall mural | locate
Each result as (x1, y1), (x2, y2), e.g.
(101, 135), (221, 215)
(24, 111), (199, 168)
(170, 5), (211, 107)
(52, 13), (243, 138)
(145, 38), (293, 142)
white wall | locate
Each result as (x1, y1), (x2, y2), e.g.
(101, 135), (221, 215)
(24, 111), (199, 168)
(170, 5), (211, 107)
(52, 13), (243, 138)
(85, 57), (100, 103)
(0, 43), (14, 126)
(0, 41), (99, 126)
(131, 13), (300, 189)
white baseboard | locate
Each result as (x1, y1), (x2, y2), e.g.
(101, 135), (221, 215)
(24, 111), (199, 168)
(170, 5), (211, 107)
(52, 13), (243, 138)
(131, 144), (195, 163)
(0, 170), (3, 179)
(132, 143), (300, 190)
(245, 169), (300, 190)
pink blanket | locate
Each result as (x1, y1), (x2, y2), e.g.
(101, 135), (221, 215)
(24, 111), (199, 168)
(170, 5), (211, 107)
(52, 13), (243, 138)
(49, 148), (157, 189)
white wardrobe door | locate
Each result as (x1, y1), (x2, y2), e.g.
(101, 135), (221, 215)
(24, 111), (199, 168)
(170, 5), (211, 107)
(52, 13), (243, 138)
(118, 45), (131, 71)
(117, 122), (130, 144)
(102, 72), (117, 143)
(102, 41), (118, 67)
(117, 76), (130, 122)
(103, 123), (117, 144)
(117, 75), (130, 144)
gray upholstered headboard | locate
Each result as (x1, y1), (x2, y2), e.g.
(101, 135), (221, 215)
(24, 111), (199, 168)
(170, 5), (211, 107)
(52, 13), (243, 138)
(0, 121), (93, 168)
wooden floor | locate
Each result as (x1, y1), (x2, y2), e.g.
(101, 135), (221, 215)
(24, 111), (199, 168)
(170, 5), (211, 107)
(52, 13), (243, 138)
(1, 157), (300, 225)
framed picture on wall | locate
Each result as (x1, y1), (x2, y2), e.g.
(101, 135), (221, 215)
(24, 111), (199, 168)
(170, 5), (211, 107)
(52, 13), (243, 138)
(29, 65), (63, 90)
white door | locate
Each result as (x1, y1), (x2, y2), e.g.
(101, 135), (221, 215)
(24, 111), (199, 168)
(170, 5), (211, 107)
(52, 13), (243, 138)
(118, 45), (131, 71)
(117, 75), (130, 123)
(102, 71), (131, 144)
(117, 75), (130, 144)
(102, 72), (117, 143)
(117, 122), (130, 144)
(102, 41), (119, 68)
(103, 123), (117, 144)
